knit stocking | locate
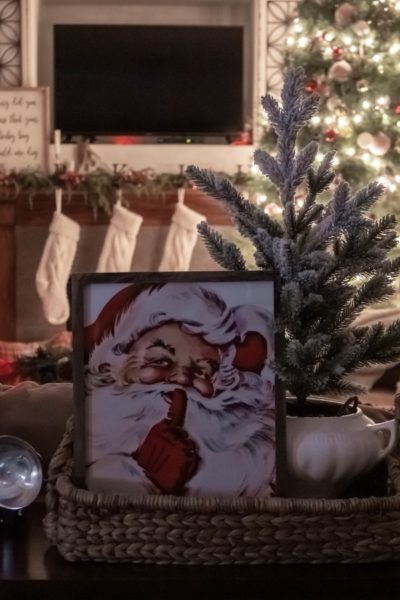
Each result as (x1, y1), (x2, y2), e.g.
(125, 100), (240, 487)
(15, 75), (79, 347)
(35, 212), (80, 325)
(96, 204), (143, 272)
(158, 200), (205, 272)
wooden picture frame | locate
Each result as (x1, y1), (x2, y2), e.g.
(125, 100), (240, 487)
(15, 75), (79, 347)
(71, 271), (286, 498)
(0, 87), (50, 173)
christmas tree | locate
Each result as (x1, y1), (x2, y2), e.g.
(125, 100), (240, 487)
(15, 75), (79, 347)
(261, 0), (400, 219)
(187, 68), (400, 410)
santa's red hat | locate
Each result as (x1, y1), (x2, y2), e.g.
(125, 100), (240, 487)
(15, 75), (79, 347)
(86, 283), (273, 375)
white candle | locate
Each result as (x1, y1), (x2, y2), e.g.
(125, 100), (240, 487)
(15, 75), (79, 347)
(54, 129), (61, 163)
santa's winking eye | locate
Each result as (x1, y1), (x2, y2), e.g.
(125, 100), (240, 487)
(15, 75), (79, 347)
(147, 358), (173, 368)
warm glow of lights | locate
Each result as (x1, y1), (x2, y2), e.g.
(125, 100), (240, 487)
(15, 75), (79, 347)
(395, 175), (400, 183)
(365, 37), (375, 47)
(338, 116), (349, 127)
(372, 53), (382, 62)
(362, 100), (371, 109)
(293, 22), (303, 33)
(371, 158), (382, 169)
(251, 164), (261, 175)
(256, 193), (267, 204)
(350, 45), (358, 53)
(287, 36), (295, 46)
(343, 35), (352, 45)
(378, 177), (397, 192)
(353, 114), (363, 124)
(395, 1), (400, 10)
(377, 96), (388, 106)
(311, 116), (321, 125)
(332, 156), (339, 166)
(298, 36), (309, 48)
(362, 152), (371, 162)
(324, 116), (334, 125)
(346, 147), (356, 156)
(390, 42), (400, 54)
(316, 152), (324, 162)
(324, 31), (335, 42)
(397, 121), (400, 128)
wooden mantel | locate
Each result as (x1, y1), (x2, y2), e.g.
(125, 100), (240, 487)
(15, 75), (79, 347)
(0, 190), (233, 340)
(15, 189), (233, 227)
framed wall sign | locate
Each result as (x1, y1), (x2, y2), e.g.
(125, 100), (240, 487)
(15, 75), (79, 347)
(0, 87), (50, 173)
(71, 271), (286, 498)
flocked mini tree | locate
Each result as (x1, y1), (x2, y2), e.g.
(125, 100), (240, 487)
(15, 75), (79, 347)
(186, 68), (400, 410)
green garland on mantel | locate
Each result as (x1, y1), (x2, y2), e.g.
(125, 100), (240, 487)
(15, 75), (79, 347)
(0, 165), (264, 218)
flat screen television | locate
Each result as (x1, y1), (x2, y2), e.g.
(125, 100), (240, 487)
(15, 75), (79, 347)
(53, 24), (244, 139)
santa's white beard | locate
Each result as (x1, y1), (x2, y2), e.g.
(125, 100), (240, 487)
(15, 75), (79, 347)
(86, 376), (275, 498)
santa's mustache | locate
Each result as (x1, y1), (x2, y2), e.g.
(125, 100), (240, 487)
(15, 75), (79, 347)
(106, 377), (274, 414)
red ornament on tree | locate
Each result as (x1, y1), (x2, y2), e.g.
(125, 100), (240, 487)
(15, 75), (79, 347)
(324, 128), (338, 143)
(332, 46), (343, 59)
(395, 103), (400, 115)
(305, 79), (318, 93)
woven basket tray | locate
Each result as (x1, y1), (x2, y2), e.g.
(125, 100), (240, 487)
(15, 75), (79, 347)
(44, 410), (400, 565)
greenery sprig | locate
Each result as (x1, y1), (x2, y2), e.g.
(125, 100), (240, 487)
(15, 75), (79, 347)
(0, 164), (263, 218)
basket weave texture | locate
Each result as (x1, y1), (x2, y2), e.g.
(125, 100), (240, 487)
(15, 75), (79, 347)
(44, 412), (400, 565)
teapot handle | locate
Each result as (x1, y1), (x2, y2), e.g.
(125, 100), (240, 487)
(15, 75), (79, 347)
(367, 419), (398, 460)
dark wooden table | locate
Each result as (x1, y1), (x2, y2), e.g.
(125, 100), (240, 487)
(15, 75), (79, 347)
(1, 502), (400, 600)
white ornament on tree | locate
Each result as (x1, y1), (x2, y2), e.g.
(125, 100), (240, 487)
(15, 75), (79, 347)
(97, 198), (143, 273)
(357, 131), (391, 156)
(351, 20), (370, 37)
(328, 60), (353, 82)
(357, 132), (374, 149)
(35, 207), (80, 325)
(158, 189), (205, 272)
(334, 3), (357, 27)
(370, 132), (391, 156)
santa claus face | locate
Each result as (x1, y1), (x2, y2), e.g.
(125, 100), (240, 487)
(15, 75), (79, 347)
(121, 323), (221, 398)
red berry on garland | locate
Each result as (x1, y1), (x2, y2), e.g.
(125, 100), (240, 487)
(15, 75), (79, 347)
(324, 128), (338, 143)
(395, 103), (400, 115)
(305, 79), (318, 93)
(332, 46), (343, 59)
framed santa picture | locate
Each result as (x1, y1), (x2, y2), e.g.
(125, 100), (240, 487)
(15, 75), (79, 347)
(70, 271), (286, 498)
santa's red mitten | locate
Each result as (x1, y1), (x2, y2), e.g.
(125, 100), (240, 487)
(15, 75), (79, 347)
(133, 389), (199, 494)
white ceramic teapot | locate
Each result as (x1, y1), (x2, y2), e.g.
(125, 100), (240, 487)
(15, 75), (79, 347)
(285, 406), (398, 498)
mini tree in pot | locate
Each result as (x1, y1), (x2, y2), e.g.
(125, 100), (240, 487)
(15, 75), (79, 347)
(186, 68), (400, 498)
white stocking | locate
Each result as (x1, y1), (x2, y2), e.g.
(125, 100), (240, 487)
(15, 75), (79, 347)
(158, 199), (205, 272)
(35, 212), (80, 325)
(96, 203), (143, 272)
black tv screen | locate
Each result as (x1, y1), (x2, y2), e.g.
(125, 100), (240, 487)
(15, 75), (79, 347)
(54, 24), (244, 137)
